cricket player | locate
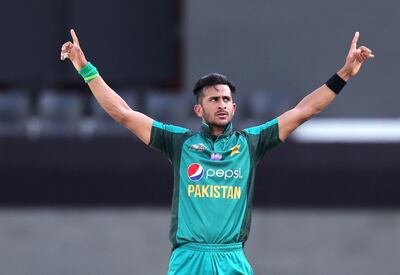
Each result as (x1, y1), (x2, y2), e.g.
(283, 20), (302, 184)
(60, 29), (374, 274)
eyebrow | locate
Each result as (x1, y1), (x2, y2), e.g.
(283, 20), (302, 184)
(209, 95), (231, 100)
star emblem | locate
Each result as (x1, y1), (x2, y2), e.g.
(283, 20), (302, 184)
(230, 145), (240, 156)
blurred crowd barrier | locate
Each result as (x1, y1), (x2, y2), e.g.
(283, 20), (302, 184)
(0, 89), (294, 138)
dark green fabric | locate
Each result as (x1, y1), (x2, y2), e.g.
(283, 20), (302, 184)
(149, 119), (281, 249)
(239, 119), (281, 242)
(149, 121), (192, 248)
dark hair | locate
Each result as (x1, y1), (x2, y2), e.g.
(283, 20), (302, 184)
(192, 73), (236, 103)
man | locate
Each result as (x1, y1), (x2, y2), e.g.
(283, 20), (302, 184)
(60, 29), (373, 274)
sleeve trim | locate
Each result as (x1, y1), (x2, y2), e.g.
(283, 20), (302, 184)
(243, 118), (278, 135)
(152, 120), (189, 134)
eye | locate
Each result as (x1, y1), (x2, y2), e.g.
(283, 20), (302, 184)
(223, 97), (231, 102)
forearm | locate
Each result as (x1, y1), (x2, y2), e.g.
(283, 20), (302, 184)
(278, 71), (347, 141)
(277, 32), (373, 141)
(295, 68), (350, 121)
(294, 84), (337, 121)
(87, 74), (154, 144)
(60, 29), (155, 144)
(88, 76), (132, 124)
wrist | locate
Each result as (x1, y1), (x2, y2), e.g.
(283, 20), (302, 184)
(74, 58), (88, 71)
(337, 67), (351, 81)
(78, 62), (99, 83)
(325, 73), (347, 94)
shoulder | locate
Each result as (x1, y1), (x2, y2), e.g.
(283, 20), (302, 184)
(152, 120), (190, 134)
(241, 118), (279, 135)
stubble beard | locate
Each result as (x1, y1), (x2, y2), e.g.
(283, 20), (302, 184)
(203, 114), (232, 129)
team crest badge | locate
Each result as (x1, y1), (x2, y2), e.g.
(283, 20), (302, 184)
(230, 145), (240, 156)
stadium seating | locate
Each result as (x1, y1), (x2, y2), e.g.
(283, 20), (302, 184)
(0, 90), (30, 136)
(37, 89), (85, 137)
(86, 89), (139, 137)
(145, 91), (192, 126)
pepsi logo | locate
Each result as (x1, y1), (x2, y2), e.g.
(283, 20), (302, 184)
(187, 163), (204, 181)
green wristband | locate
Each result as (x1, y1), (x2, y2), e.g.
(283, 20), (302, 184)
(78, 62), (99, 83)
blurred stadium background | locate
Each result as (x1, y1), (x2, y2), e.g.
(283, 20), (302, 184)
(0, 0), (399, 274)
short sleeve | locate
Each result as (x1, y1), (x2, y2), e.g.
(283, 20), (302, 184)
(149, 120), (190, 161)
(243, 118), (282, 164)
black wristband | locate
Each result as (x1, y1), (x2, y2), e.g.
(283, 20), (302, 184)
(325, 73), (347, 94)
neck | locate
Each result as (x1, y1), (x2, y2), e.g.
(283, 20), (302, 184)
(210, 126), (225, 136)
(201, 121), (232, 138)
(203, 120), (228, 136)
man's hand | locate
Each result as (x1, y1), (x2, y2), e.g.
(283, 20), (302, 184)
(338, 32), (374, 81)
(278, 31), (374, 141)
(59, 29), (154, 144)
(60, 29), (88, 71)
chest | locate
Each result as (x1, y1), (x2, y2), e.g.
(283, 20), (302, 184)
(182, 134), (249, 168)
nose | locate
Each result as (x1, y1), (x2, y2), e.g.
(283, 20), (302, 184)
(217, 98), (227, 109)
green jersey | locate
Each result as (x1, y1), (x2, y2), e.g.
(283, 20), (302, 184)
(149, 119), (281, 249)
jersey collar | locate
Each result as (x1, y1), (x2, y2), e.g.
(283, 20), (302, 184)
(201, 122), (233, 139)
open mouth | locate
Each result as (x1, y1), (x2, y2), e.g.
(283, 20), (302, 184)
(216, 112), (228, 119)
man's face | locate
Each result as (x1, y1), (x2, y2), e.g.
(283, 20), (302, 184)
(194, 84), (236, 128)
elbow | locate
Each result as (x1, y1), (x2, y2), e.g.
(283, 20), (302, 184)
(294, 106), (319, 124)
(109, 108), (131, 126)
(117, 110), (131, 126)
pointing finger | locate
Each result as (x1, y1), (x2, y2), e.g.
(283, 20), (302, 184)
(350, 31), (359, 51)
(70, 29), (80, 47)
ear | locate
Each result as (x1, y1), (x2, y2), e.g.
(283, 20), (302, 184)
(194, 104), (203, 118)
(232, 102), (237, 116)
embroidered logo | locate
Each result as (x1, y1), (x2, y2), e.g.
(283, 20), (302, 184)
(210, 153), (223, 161)
(230, 145), (240, 157)
(189, 143), (206, 152)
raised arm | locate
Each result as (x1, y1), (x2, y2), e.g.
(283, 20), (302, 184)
(278, 32), (374, 141)
(60, 29), (153, 144)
